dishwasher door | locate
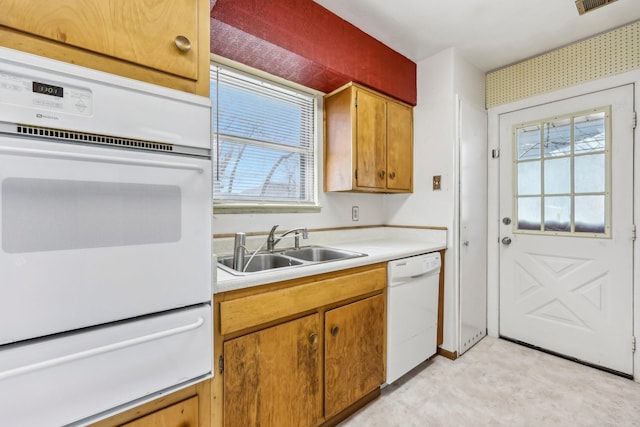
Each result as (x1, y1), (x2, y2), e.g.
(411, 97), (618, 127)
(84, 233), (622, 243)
(387, 252), (441, 384)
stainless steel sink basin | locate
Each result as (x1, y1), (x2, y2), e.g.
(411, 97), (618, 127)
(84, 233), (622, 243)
(281, 246), (365, 262)
(218, 253), (303, 274)
(217, 245), (367, 276)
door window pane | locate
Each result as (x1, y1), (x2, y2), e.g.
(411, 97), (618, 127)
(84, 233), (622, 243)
(544, 157), (571, 195)
(518, 197), (541, 231)
(543, 118), (571, 157)
(544, 196), (571, 232)
(574, 112), (606, 154)
(517, 161), (540, 195)
(575, 154), (605, 193)
(517, 126), (541, 160)
(575, 195), (605, 233)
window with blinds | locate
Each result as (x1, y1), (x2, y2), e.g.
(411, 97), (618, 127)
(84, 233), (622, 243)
(210, 64), (317, 206)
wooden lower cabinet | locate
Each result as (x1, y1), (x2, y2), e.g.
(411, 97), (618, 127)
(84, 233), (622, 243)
(324, 295), (385, 418)
(223, 314), (323, 427)
(213, 263), (388, 427)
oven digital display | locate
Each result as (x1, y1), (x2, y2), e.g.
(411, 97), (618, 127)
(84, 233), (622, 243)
(32, 81), (64, 98)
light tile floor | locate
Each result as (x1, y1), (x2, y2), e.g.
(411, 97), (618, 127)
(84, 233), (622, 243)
(338, 336), (640, 427)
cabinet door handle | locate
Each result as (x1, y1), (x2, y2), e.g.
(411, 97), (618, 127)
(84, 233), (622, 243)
(331, 326), (340, 337)
(379, 171), (386, 179)
(389, 171), (396, 179)
(174, 35), (192, 52)
(308, 332), (318, 345)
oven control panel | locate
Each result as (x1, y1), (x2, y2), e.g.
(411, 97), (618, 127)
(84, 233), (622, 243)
(0, 71), (93, 117)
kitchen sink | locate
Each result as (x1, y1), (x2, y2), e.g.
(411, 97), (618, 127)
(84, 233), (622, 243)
(218, 253), (303, 274)
(217, 246), (367, 275)
(281, 246), (365, 262)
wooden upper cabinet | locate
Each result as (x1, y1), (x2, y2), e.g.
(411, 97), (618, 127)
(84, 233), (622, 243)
(0, 0), (210, 96)
(324, 82), (413, 193)
(223, 313), (323, 427)
(324, 294), (385, 418)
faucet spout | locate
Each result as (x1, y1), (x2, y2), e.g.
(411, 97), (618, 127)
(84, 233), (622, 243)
(267, 225), (308, 251)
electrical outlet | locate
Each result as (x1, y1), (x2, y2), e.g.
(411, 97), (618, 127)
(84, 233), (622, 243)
(352, 206), (359, 221)
(433, 175), (442, 190)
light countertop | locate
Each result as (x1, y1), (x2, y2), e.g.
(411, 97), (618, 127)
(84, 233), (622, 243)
(214, 226), (447, 294)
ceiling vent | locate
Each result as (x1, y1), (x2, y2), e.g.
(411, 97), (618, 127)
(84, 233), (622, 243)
(575, 0), (618, 15)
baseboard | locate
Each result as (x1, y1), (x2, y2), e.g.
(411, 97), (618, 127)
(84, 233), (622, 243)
(437, 347), (458, 360)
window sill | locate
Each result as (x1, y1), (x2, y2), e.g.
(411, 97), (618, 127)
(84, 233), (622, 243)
(213, 203), (321, 214)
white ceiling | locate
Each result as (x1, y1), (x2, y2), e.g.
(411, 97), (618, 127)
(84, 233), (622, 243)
(313, 0), (640, 71)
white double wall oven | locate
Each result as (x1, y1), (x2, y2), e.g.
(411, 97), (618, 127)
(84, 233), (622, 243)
(0, 47), (213, 426)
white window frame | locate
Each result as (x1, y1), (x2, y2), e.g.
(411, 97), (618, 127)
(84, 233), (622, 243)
(210, 56), (320, 214)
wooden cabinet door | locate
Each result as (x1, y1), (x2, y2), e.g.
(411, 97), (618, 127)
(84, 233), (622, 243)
(355, 88), (387, 190)
(0, 0), (198, 80)
(121, 396), (198, 427)
(324, 294), (385, 418)
(223, 314), (322, 427)
(386, 100), (413, 192)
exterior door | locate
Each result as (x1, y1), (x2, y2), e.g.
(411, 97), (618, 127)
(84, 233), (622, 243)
(499, 85), (635, 375)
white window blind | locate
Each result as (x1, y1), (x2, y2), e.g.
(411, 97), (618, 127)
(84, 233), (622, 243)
(211, 64), (316, 205)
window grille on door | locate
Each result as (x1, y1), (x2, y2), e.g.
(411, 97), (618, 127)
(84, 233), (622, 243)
(512, 106), (611, 237)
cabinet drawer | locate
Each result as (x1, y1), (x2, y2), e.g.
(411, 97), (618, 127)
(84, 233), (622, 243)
(121, 396), (198, 427)
(219, 265), (386, 335)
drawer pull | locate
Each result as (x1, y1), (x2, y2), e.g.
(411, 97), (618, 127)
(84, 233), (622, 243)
(331, 326), (340, 337)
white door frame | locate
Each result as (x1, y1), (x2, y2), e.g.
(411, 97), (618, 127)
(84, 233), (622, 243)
(487, 69), (640, 380)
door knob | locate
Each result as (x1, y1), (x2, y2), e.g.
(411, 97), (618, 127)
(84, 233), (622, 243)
(331, 326), (340, 337)
(501, 237), (512, 245)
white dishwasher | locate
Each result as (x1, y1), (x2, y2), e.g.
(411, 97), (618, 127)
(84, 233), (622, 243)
(387, 252), (441, 384)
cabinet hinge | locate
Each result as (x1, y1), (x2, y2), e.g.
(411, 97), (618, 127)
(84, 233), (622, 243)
(633, 111), (637, 130)
(355, 95), (358, 108)
(633, 224), (637, 241)
(218, 355), (224, 374)
(632, 336), (636, 353)
(355, 169), (358, 180)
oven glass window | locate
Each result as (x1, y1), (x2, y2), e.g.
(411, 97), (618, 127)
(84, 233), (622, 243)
(2, 178), (181, 253)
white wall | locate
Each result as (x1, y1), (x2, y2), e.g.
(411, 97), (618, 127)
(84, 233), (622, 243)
(385, 48), (486, 353)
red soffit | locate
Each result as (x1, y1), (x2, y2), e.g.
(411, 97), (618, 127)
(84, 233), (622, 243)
(210, 0), (417, 105)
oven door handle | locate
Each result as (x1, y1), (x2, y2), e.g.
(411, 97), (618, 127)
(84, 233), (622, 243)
(0, 316), (205, 380)
(0, 146), (205, 173)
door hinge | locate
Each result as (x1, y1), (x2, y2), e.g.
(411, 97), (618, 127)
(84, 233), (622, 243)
(218, 355), (224, 374)
(632, 224), (637, 241)
(492, 148), (500, 159)
(632, 336), (636, 353)
(633, 111), (637, 130)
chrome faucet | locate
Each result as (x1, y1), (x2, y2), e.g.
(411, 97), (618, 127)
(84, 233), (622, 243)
(267, 225), (308, 252)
